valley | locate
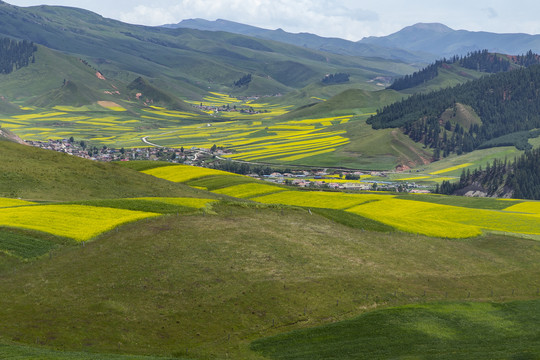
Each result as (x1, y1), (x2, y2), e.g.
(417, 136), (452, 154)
(1, 1), (540, 359)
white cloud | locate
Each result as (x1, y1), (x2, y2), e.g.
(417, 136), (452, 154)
(119, 0), (381, 40)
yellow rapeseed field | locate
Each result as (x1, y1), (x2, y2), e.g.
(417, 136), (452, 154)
(347, 199), (482, 238)
(503, 202), (540, 216)
(143, 165), (243, 183)
(429, 163), (473, 175)
(0, 198), (36, 208)
(347, 198), (540, 238)
(0, 205), (159, 241)
(253, 191), (393, 209)
(134, 197), (217, 209)
(213, 183), (286, 198)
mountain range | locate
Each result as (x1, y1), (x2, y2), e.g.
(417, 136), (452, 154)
(0, 1), (414, 103)
(172, 19), (540, 61)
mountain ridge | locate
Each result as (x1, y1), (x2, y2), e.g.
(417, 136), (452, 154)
(360, 22), (540, 58)
(0, 2), (416, 100)
(167, 18), (434, 63)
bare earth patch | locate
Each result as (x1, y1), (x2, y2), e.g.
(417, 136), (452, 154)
(97, 101), (125, 110)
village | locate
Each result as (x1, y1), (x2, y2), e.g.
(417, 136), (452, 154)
(26, 138), (430, 193)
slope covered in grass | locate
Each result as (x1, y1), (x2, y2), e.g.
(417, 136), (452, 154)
(252, 300), (540, 359)
(1, 203), (540, 359)
(0, 140), (211, 201)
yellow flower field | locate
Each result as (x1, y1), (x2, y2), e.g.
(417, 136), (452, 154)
(347, 199), (482, 238)
(429, 163), (473, 175)
(396, 176), (431, 181)
(252, 191), (394, 210)
(347, 198), (540, 238)
(0, 198), (36, 208)
(134, 197), (217, 209)
(0, 205), (159, 241)
(143, 165), (243, 183)
(277, 148), (336, 161)
(503, 202), (540, 216)
(4, 102), (353, 163)
(213, 183), (286, 198)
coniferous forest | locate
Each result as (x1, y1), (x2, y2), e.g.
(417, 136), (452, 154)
(0, 37), (37, 74)
(437, 148), (540, 200)
(369, 61), (540, 160)
(388, 50), (516, 91)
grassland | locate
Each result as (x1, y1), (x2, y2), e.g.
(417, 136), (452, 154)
(1, 203), (540, 359)
(251, 300), (540, 359)
(0, 153), (539, 359)
(0, 140), (210, 201)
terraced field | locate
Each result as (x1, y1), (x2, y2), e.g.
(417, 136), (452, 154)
(1, 91), (356, 165)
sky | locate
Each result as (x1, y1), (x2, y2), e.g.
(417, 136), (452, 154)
(6, 0), (540, 41)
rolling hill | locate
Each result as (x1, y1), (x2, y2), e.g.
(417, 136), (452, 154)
(0, 138), (210, 201)
(0, 1), (417, 102)
(0, 150), (539, 359)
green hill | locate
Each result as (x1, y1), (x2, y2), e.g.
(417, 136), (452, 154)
(252, 300), (540, 359)
(0, 2), (416, 100)
(127, 76), (198, 112)
(1, 200), (540, 359)
(0, 140), (209, 201)
(368, 64), (540, 160)
(0, 145), (539, 359)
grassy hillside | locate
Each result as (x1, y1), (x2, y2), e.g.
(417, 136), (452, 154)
(0, 140), (209, 201)
(279, 88), (404, 120)
(1, 204), (540, 359)
(0, 2), (416, 100)
(252, 300), (540, 359)
(0, 157), (539, 359)
(0, 45), (124, 105)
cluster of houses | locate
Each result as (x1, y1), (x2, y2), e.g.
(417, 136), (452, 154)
(25, 139), (215, 164)
(255, 170), (428, 193)
(26, 138), (429, 193)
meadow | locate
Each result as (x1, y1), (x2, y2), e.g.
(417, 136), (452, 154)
(2, 201), (540, 360)
(251, 300), (540, 359)
(0, 159), (540, 359)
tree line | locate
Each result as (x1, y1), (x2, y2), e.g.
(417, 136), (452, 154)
(437, 148), (540, 200)
(213, 160), (293, 176)
(369, 62), (540, 159)
(0, 37), (37, 75)
(388, 50), (528, 91)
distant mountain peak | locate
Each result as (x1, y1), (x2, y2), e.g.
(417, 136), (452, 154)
(405, 23), (454, 33)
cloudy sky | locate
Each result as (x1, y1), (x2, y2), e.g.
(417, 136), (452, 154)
(6, 0), (540, 41)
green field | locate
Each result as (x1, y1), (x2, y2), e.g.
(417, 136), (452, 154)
(252, 300), (540, 359)
(0, 140), (539, 359)
(1, 202), (540, 359)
